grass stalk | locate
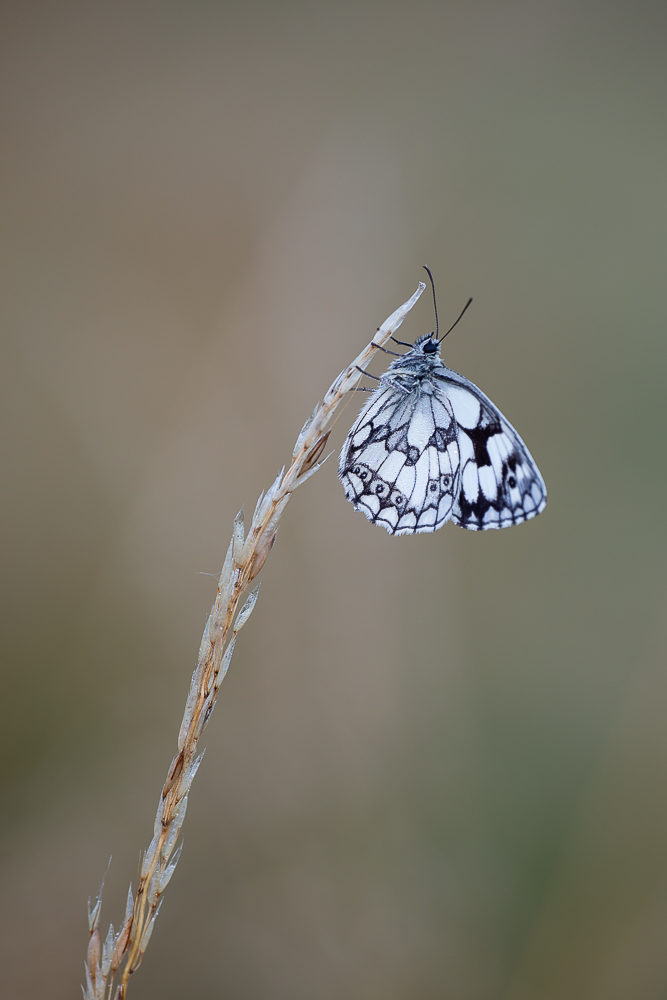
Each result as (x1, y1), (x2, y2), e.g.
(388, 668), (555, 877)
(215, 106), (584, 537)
(82, 280), (425, 1000)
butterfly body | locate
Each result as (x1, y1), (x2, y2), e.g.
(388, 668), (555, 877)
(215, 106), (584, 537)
(339, 334), (546, 535)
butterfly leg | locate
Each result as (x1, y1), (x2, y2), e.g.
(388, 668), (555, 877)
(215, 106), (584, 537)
(355, 366), (381, 380)
(370, 342), (404, 357)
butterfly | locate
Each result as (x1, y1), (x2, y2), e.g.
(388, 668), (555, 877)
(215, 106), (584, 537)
(339, 273), (547, 535)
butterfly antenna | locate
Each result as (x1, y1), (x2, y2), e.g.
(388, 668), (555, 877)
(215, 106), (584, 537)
(439, 296), (473, 342)
(423, 265), (439, 339)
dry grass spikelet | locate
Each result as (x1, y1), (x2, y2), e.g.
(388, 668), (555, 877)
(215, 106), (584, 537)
(82, 281), (425, 1000)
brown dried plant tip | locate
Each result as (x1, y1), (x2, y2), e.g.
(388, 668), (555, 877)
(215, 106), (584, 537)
(82, 282), (426, 1000)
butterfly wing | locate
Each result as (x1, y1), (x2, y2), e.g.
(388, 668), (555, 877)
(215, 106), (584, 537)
(339, 385), (461, 535)
(434, 368), (547, 531)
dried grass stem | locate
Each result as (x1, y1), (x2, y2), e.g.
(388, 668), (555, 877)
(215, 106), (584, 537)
(83, 281), (425, 1000)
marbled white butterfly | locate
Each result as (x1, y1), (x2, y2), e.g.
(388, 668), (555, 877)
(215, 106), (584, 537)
(339, 272), (547, 535)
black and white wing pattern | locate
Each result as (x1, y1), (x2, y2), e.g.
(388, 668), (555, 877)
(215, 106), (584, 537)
(435, 368), (547, 531)
(339, 381), (461, 535)
(339, 339), (546, 535)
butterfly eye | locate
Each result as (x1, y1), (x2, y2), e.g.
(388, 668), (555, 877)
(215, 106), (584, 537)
(429, 482), (438, 493)
(393, 494), (404, 507)
(507, 475), (517, 489)
(441, 475), (451, 488)
(375, 483), (386, 495)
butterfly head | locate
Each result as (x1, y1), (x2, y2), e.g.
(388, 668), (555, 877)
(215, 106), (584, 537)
(413, 334), (440, 356)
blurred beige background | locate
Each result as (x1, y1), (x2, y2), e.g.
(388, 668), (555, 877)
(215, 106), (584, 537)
(1, 1), (666, 998)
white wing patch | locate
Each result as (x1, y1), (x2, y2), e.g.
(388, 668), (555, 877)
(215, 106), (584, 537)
(447, 386), (481, 429)
(339, 349), (546, 535)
